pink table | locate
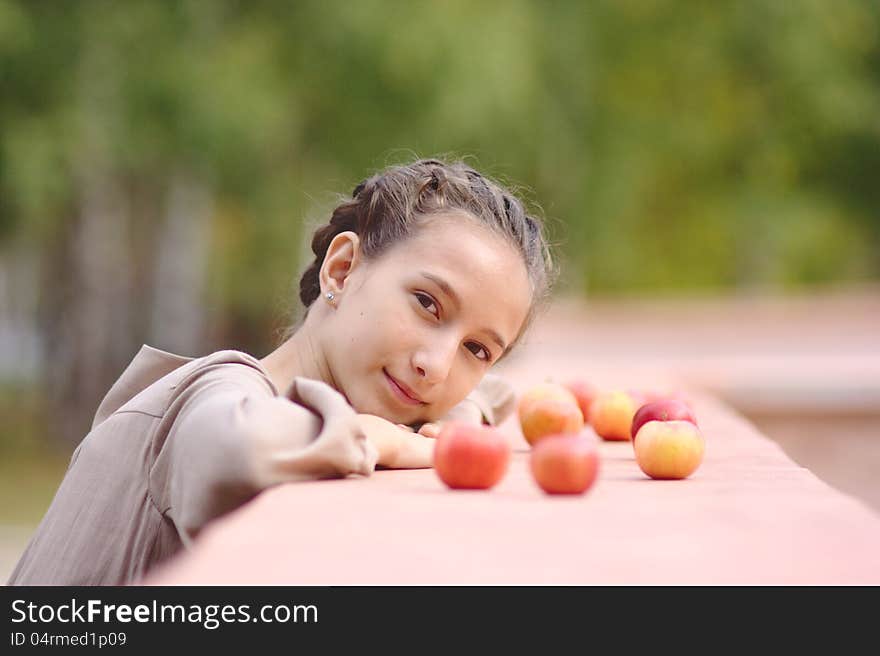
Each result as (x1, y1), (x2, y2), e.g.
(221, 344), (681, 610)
(145, 389), (880, 585)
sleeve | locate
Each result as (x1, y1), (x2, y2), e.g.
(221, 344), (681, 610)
(154, 368), (377, 545)
(439, 373), (518, 427)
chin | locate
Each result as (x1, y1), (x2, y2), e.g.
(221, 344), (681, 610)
(344, 383), (405, 423)
(342, 371), (428, 424)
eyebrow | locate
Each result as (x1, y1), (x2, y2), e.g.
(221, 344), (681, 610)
(419, 271), (508, 353)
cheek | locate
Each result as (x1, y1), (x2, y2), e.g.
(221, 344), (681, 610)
(337, 294), (418, 363)
(430, 369), (484, 419)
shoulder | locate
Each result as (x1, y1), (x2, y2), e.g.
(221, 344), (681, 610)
(111, 349), (278, 421)
(166, 349), (280, 408)
(178, 349), (276, 391)
(467, 373), (517, 425)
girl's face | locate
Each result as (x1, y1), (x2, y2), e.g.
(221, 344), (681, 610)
(319, 214), (532, 425)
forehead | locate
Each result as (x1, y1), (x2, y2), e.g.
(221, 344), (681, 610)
(381, 214), (532, 342)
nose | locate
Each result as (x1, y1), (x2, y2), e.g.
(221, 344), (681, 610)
(412, 336), (458, 386)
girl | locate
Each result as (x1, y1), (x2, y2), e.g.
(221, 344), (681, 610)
(8, 158), (556, 585)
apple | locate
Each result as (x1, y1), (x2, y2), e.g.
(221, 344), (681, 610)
(588, 390), (639, 441)
(633, 420), (705, 480)
(530, 433), (600, 495)
(564, 379), (598, 424)
(517, 382), (584, 446)
(434, 422), (511, 490)
(631, 399), (697, 440)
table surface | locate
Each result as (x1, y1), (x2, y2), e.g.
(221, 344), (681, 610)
(145, 387), (880, 585)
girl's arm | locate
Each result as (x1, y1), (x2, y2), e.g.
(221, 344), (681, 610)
(358, 414), (435, 469)
(157, 373), (377, 544)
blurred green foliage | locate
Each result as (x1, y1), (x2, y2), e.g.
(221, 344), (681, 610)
(1, 0), (878, 306)
(0, 0), (879, 527)
(0, 383), (69, 523)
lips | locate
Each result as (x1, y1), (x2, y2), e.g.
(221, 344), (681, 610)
(383, 369), (425, 405)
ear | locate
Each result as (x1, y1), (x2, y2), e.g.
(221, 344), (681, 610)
(320, 231), (362, 297)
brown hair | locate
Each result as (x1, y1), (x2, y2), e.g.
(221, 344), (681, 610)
(285, 157), (557, 357)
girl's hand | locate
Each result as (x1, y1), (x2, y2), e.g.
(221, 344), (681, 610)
(357, 414), (435, 469)
(417, 422), (442, 439)
(415, 398), (485, 438)
(395, 421), (441, 438)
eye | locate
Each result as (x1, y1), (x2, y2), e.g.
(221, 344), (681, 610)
(414, 292), (439, 319)
(465, 342), (491, 362)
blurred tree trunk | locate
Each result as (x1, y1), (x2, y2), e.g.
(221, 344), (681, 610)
(149, 173), (213, 357)
(0, 240), (43, 383)
(40, 33), (133, 446)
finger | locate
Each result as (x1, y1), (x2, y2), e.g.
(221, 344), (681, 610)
(359, 439), (379, 475)
(397, 423), (415, 432)
(418, 423), (441, 438)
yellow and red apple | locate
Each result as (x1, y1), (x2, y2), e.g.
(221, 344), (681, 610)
(633, 420), (704, 480)
(517, 382), (584, 446)
(530, 433), (600, 495)
(588, 390), (640, 441)
(631, 399), (697, 440)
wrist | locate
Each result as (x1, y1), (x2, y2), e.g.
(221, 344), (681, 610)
(357, 414), (405, 466)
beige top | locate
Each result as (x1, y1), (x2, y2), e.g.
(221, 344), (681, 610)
(7, 345), (516, 586)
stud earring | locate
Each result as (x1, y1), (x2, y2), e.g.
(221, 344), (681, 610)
(325, 291), (335, 303)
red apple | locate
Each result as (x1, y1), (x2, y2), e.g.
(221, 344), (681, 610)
(518, 382), (584, 446)
(564, 379), (598, 423)
(633, 420), (705, 480)
(434, 422), (511, 490)
(588, 390), (639, 441)
(631, 399), (697, 440)
(530, 433), (600, 495)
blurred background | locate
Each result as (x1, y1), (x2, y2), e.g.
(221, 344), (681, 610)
(1, 0), (878, 575)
